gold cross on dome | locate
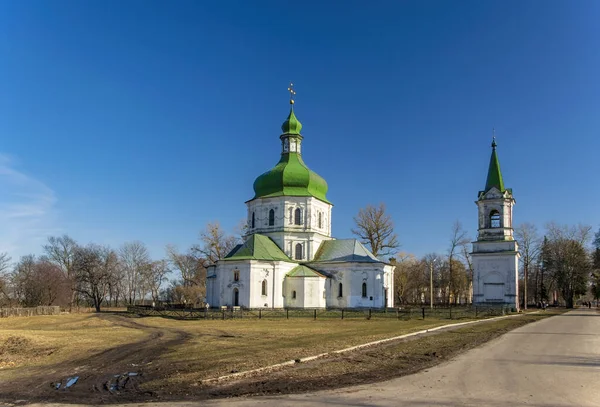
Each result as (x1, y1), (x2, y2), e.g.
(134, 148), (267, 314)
(288, 82), (296, 104)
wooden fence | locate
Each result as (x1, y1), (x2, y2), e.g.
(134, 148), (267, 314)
(0, 306), (61, 318)
(127, 305), (514, 321)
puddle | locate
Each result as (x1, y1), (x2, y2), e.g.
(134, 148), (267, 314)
(53, 376), (79, 390)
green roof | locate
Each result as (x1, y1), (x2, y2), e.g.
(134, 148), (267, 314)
(286, 265), (326, 278)
(223, 234), (290, 262)
(484, 138), (505, 193)
(311, 239), (382, 263)
(252, 106), (330, 203)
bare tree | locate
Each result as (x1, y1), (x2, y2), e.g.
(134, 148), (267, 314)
(143, 260), (170, 303)
(119, 241), (150, 305)
(0, 253), (11, 305)
(515, 223), (541, 309)
(447, 221), (470, 305)
(10, 255), (69, 307)
(390, 253), (416, 305)
(43, 235), (78, 309)
(194, 222), (238, 264)
(544, 223), (592, 308)
(546, 222), (592, 246)
(0, 252), (10, 274)
(107, 262), (126, 307)
(166, 245), (205, 286)
(351, 203), (399, 257)
(73, 245), (118, 312)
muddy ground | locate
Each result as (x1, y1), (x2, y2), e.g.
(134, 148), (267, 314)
(0, 312), (553, 405)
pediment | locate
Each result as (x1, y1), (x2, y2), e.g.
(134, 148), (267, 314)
(479, 187), (512, 201)
(484, 188), (503, 199)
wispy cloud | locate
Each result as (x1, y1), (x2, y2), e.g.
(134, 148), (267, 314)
(0, 154), (60, 261)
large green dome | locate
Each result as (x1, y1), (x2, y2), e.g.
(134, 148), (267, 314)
(253, 153), (330, 203)
(252, 107), (330, 203)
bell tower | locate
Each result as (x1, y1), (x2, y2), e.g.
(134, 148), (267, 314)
(471, 136), (520, 310)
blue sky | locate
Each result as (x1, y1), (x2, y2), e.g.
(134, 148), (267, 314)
(1, 1), (599, 262)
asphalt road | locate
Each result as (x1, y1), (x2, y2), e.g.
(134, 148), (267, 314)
(203, 308), (600, 407)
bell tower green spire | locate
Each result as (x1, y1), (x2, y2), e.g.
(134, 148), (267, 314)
(485, 134), (505, 193)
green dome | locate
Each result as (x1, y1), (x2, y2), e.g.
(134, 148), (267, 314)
(252, 153), (330, 203)
(252, 107), (330, 203)
(281, 107), (302, 135)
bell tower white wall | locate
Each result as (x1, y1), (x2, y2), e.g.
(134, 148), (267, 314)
(471, 187), (520, 309)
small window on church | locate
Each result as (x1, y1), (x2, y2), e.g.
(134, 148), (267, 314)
(490, 210), (501, 228)
(268, 209), (275, 226)
(318, 212), (323, 229)
(338, 283), (343, 298)
(261, 280), (267, 296)
(234, 270), (240, 282)
(251, 212), (255, 229)
(295, 243), (303, 260)
(362, 282), (367, 298)
(292, 290), (296, 299)
(294, 208), (302, 225)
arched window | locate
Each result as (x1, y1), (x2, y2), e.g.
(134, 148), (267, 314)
(289, 208), (293, 225)
(294, 208), (302, 225)
(234, 269), (240, 282)
(295, 243), (303, 260)
(268, 209), (275, 226)
(292, 290), (297, 299)
(362, 282), (367, 298)
(490, 210), (501, 228)
(338, 283), (343, 298)
(318, 212), (323, 229)
(251, 212), (255, 229)
(261, 280), (267, 296)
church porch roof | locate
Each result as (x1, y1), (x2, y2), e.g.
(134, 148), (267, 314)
(223, 234), (291, 262)
(310, 239), (383, 263)
(286, 265), (326, 278)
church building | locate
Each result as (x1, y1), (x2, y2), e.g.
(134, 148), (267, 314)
(206, 89), (394, 309)
(471, 137), (520, 310)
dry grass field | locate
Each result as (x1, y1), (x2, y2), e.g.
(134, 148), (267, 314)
(0, 309), (561, 404)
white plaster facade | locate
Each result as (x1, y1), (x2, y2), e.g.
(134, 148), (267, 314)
(245, 195), (333, 261)
(471, 187), (520, 309)
(315, 262), (394, 309)
(206, 258), (394, 309)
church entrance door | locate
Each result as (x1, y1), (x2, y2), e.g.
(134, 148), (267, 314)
(233, 288), (239, 306)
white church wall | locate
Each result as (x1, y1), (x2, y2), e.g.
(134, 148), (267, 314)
(245, 196), (333, 262)
(282, 277), (325, 308)
(283, 278), (304, 308)
(246, 196), (332, 236)
(314, 262), (393, 309)
(247, 260), (296, 308)
(303, 277), (326, 308)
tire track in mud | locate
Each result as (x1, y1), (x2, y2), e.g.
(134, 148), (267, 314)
(0, 313), (193, 404)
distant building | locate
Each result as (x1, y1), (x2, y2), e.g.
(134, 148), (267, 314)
(205, 95), (394, 309)
(471, 137), (520, 309)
